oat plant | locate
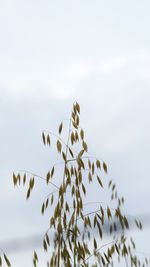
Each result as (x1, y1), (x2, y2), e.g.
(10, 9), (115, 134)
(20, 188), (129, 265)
(13, 102), (150, 267)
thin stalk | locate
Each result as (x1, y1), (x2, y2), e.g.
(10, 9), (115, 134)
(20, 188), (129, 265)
(58, 241), (60, 267)
(74, 202), (77, 267)
(58, 114), (72, 267)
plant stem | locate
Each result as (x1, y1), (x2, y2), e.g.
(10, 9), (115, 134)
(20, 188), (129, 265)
(58, 241), (60, 267)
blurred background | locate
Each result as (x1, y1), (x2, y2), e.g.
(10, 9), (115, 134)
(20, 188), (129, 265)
(0, 0), (150, 266)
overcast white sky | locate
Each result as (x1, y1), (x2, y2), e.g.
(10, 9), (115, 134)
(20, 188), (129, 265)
(0, 0), (150, 266)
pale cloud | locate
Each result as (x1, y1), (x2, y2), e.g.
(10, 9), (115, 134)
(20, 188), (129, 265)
(46, 84), (75, 99)
(0, 60), (92, 99)
(45, 61), (93, 99)
(97, 56), (127, 74)
(63, 61), (93, 80)
(1, 52), (150, 101)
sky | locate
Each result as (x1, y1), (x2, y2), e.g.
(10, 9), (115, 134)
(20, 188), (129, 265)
(0, 0), (150, 266)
